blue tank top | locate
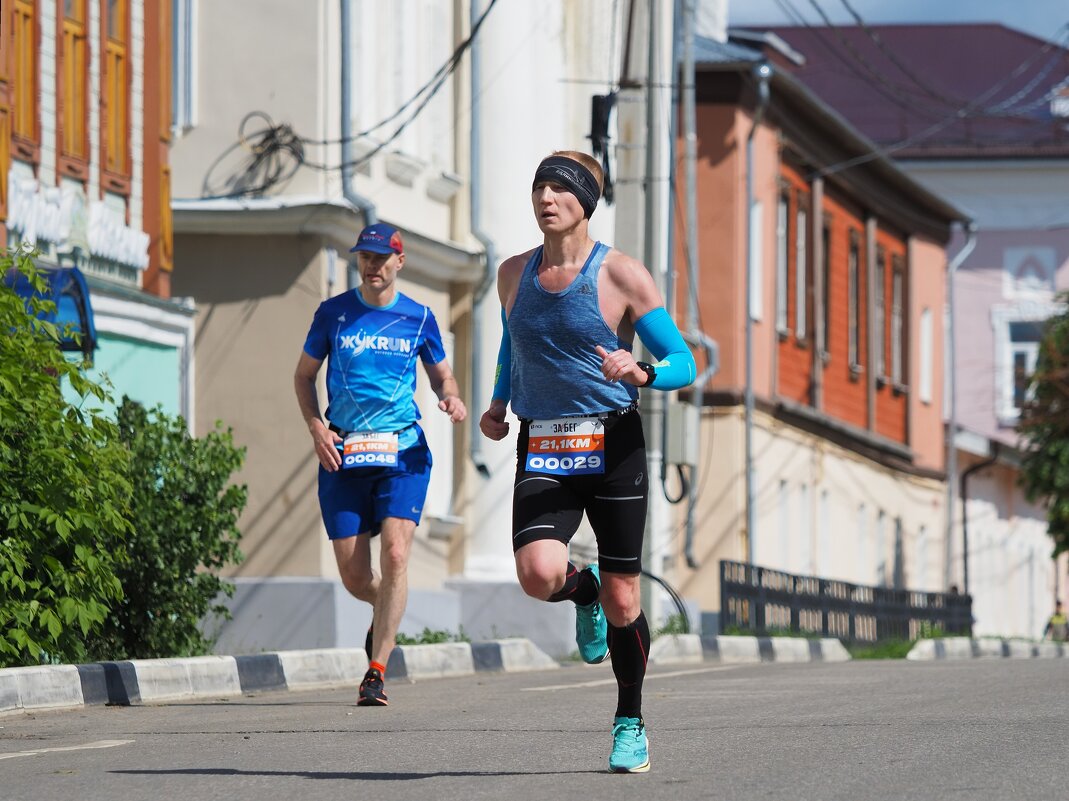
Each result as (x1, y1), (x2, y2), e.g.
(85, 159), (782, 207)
(508, 241), (637, 419)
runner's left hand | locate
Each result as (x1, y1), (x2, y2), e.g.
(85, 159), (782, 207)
(594, 345), (645, 386)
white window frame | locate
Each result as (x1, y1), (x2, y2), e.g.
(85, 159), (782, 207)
(919, 307), (933, 404)
(776, 194), (789, 333)
(818, 489), (830, 577)
(856, 503), (868, 582)
(749, 200), (763, 322)
(915, 524), (929, 591)
(875, 510), (886, 587)
(172, 0), (197, 134)
(795, 206), (807, 340)
(874, 249), (886, 379)
(778, 479), (790, 572)
(847, 233), (860, 369)
(992, 301), (1065, 425)
(891, 261), (904, 385)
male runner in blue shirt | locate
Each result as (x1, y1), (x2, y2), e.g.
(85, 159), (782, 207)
(479, 151), (695, 772)
(295, 223), (466, 706)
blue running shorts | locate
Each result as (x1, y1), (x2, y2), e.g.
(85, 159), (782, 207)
(317, 426), (433, 539)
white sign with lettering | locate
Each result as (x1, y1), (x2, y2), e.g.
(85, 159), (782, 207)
(6, 168), (149, 271)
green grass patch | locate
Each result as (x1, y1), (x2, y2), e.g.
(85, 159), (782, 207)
(395, 627), (470, 645)
(844, 638), (915, 659)
(653, 613), (691, 637)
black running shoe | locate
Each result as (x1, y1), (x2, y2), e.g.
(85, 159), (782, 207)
(357, 668), (388, 706)
(364, 624), (374, 662)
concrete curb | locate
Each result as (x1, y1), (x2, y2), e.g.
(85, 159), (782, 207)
(649, 634), (851, 664)
(906, 637), (1068, 660)
(0, 638), (557, 716)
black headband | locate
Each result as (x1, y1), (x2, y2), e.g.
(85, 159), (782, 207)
(532, 156), (600, 218)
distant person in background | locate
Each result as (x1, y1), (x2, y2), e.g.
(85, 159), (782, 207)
(295, 223), (466, 707)
(1043, 600), (1067, 642)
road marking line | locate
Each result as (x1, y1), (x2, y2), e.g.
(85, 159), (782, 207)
(0, 739), (134, 761)
(523, 665), (740, 692)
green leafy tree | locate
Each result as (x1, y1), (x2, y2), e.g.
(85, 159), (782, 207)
(86, 399), (247, 660)
(0, 247), (131, 667)
(1018, 294), (1069, 558)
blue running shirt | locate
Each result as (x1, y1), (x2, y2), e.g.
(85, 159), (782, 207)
(303, 290), (446, 445)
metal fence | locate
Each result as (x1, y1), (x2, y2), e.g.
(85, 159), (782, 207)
(719, 560), (973, 642)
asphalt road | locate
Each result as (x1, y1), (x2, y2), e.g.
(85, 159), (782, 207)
(2, 658), (1066, 801)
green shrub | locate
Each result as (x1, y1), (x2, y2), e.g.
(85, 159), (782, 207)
(654, 613), (690, 637)
(0, 248), (131, 667)
(395, 627), (469, 645)
(86, 399), (247, 660)
(844, 638), (915, 660)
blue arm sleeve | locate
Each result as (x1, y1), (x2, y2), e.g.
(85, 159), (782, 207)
(491, 307), (512, 402)
(634, 307), (696, 391)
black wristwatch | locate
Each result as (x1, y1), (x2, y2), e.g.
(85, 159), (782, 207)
(636, 361), (656, 387)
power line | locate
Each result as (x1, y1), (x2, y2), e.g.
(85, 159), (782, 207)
(200, 0), (501, 197)
(813, 22), (1069, 177)
(834, 0), (967, 109)
(835, 0), (1069, 120)
(771, 0), (952, 121)
(300, 0), (501, 171)
(778, 0), (1069, 126)
(304, 0), (501, 149)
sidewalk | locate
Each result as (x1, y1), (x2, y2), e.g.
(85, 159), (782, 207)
(1, 633), (850, 715)
(906, 637), (1068, 660)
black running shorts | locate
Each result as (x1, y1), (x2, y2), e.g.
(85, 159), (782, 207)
(512, 408), (648, 575)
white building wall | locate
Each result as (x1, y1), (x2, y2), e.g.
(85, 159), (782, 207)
(750, 419), (946, 588)
(463, 0), (628, 580)
(171, 0), (477, 603)
(680, 410), (948, 615)
(960, 464), (1058, 639)
(899, 157), (1069, 636)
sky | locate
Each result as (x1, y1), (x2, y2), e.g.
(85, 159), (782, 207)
(727, 0), (1069, 45)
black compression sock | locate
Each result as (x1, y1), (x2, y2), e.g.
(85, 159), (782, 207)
(607, 611), (651, 719)
(546, 561), (599, 607)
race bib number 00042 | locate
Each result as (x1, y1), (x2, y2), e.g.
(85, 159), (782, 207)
(525, 417), (605, 476)
(342, 432), (399, 469)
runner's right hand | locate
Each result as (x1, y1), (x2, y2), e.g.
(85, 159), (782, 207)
(479, 403), (510, 441)
(310, 419), (343, 471)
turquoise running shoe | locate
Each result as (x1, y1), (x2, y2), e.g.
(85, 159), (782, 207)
(609, 716), (650, 773)
(574, 564), (608, 664)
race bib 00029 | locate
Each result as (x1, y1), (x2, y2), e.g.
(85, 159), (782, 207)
(525, 417), (605, 476)
(342, 431), (399, 469)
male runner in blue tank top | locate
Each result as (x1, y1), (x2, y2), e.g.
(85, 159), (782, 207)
(479, 151), (696, 773)
(295, 223), (467, 707)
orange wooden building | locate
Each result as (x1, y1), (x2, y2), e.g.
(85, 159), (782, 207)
(670, 35), (968, 616)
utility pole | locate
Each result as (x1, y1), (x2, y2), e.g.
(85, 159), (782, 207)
(639, 0), (673, 620)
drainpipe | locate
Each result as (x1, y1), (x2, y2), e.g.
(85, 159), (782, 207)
(960, 443), (998, 597)
(663, 1), (680, 504)
(340, 0), (377, 228)
(468, 0), (495, 479)
(680, 0), (721, 569)
(744, 61), (772, 566)
(944, 221), (977, 589)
